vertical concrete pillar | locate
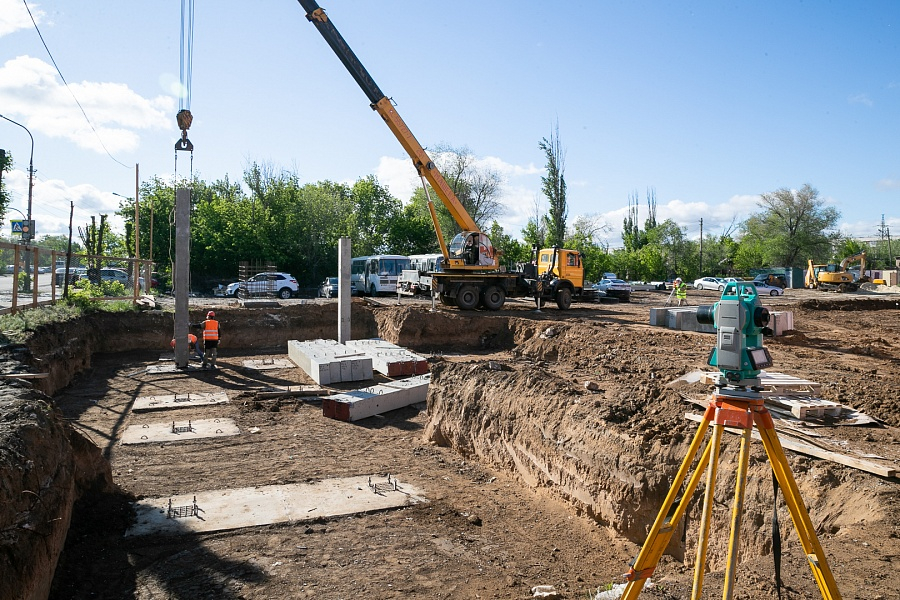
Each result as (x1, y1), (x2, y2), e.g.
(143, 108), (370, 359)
(338, 237), (351, 344)
(174, 188), (190, 368)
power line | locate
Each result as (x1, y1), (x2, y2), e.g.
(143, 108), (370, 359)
(22, 0), (131, 169)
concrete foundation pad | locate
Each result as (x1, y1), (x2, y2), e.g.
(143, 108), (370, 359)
(132, 392), (229, 413)
(120, 418), (240, 445)
(126, 475), (427, 536)
(241, 358), (295, 370)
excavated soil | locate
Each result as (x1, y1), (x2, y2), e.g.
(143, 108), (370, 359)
(1, 291), (899, 600)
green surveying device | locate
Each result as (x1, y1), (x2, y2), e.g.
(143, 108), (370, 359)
(620, 281), (842, 600)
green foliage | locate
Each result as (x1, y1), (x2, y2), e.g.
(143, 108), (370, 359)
(0, 302), (84, 344)
(539, 124), (567, 248)
(741, 184), (840, 267)
(489, 221), (530, 267)
(833, 238), (867, 262)
(0, 148), (11, 219)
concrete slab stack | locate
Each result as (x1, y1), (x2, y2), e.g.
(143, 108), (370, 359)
(770, 311), (795, 336)
(287, 339), (373, 384)
(322, 374), (430, 422)
(344, 339), (429, 376)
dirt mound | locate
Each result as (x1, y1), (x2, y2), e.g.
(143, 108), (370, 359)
(0, 381), (113, 600)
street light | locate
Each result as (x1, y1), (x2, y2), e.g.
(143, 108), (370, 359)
(0, 114), (35, 292)
(0, 114), (34, 241)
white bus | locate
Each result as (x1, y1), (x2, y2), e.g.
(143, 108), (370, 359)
(351, 255), (411, 295)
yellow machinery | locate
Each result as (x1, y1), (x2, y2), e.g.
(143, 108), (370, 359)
(805, 252), (867, 292)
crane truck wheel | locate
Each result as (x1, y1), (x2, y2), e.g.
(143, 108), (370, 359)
(455, 284), (480, 310)
(481, 285), (506, 311)
(439, 292), (456, 306)
(555, 288), (572, 310)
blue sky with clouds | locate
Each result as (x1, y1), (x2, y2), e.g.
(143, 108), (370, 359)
(1, 0), (898, 246)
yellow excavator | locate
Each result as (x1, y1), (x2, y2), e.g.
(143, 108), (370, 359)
(805, 251), (868, 292)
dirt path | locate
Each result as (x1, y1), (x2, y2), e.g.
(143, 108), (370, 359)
(44, 289), (900, 599)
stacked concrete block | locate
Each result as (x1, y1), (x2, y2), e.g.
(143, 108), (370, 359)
(769, 311), (794, 336)
(287, 339), (373, 385)
(323, 374), (430, 422)
(344, 339), (429, 376)
(666, 308), (715, 333)
(649, 307), (670, 326)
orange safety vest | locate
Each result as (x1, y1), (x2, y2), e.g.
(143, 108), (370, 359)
(203, 319), (219, 341)
(170, 334), (198, 348)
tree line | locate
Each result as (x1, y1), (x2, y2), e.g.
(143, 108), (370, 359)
(3, 134), (891, 291)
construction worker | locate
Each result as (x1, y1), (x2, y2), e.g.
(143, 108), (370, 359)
(674, 277), (688, 306)
(170, 333), (204, 362)
(193, 311), (221, 369)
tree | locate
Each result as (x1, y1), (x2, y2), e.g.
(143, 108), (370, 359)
(489, 221), (530, 267)
(386, 203), (437, 256)
(0, 149), (11, 223)
(742, 184), (840, 267)
(350, 175), (402, 255)
(539, 124), (567, 247)
(431, 144), (504, 232)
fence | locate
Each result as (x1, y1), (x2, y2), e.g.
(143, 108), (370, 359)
(0, 241), (155, 315)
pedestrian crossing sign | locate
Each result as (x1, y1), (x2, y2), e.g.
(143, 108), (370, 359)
(11, 220), (22, 234)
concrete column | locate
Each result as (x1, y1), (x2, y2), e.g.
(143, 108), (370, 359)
(338, 237), (351, 344)
(174, 188), (190, 367)
(338, 237), (352, 344)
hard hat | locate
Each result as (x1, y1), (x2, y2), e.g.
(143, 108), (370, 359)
(675, 277), (682, 282)
(207, 310), (215, 318)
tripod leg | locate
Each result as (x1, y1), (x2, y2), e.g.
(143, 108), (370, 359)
(622, 405), (716, 600)
(754, 413), (843, 600)
(691, 423), (724, 600)
(722, 426), (753, 600)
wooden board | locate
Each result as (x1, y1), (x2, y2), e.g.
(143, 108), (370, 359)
(685, 413), (897, 478)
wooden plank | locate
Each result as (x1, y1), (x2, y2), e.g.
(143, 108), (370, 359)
(0, 372), (50, 379)
(685, 413), (897, 478)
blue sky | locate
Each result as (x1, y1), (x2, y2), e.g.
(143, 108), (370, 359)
(1, 0), (898, 248)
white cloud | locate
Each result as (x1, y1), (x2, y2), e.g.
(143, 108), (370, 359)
(0, 56), (175, 153)
(848, 93), (873, 107)
(2, 168), (126, 237)
(876, 178), (900, 190)
(0, 0), (42, 37)
(374, 155), (418, 201)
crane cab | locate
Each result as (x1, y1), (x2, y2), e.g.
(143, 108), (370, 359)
(446, 231), (498, 269)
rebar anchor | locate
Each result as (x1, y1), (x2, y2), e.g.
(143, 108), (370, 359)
(175, 109), (194, 151)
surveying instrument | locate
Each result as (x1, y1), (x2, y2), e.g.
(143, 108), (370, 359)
(620, 281), (841, 599)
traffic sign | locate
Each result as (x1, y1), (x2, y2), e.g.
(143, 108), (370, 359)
(11, 219), (22, 233)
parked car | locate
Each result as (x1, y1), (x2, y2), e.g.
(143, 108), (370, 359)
(753, 273), (787, 289)
(56, 267), (80, 286)
(318, 276), (339, 298)
(225, 272), (299, 299)
(98, 268), (130, 285)
(753, 281), (785, 296)
(595, 278), (632, 302)
(693, 276), (726, 291)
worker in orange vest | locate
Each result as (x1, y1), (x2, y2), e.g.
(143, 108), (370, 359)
(170, 333), (204, 361)
(192, 311), (221, 369)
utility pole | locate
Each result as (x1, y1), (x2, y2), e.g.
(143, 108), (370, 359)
(699, 218), (703, 275)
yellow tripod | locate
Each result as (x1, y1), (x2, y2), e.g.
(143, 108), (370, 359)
(621, 388), (842, 600)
